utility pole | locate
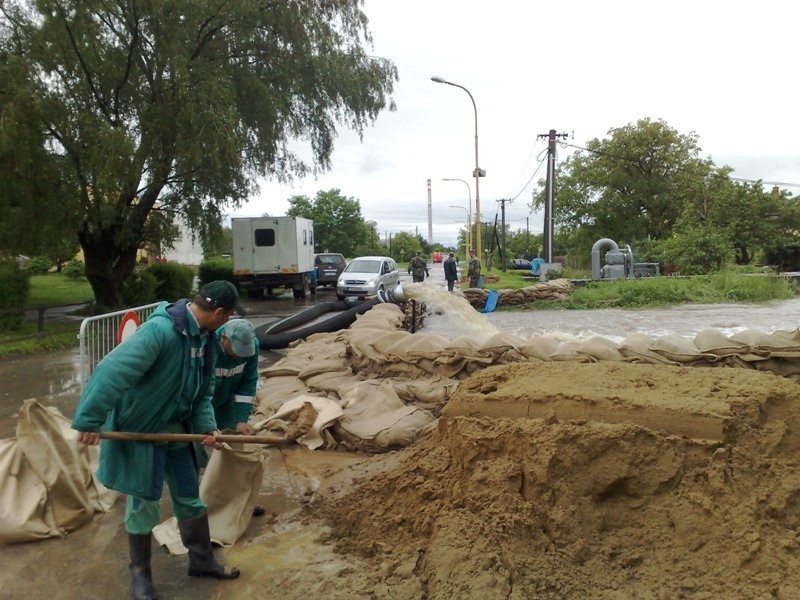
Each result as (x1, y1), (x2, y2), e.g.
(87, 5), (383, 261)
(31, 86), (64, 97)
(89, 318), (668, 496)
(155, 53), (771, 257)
(498, 198), (512, 271)
(536, 129), (569, 262)
(526, 217), (530, 259)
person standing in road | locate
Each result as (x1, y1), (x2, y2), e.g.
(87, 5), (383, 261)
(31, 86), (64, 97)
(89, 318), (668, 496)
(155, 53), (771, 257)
(444, 252), (459, 291)
(408, 250), (429, 283)
(467, 249), (482, 288)
(72, 280), (244, 600)
(209, 318), (266, 517)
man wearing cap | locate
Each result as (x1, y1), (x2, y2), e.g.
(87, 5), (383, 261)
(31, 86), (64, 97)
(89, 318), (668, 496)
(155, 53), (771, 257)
(209, 318), (266, 517)
(72, 280), (244, 600)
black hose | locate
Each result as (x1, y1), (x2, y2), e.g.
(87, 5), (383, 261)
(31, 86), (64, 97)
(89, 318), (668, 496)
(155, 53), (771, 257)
(255, 297), (382, 350)
(261, 300), (349, 335)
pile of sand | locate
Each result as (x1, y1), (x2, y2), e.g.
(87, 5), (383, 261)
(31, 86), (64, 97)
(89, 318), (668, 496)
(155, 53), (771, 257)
(312, 362), (800, 598)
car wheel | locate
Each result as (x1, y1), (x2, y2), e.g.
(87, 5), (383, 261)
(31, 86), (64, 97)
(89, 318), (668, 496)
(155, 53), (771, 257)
(337, 293), (345, 301)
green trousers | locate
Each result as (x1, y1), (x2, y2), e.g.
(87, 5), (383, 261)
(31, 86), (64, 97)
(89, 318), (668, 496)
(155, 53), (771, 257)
(124, 444), (206, 534)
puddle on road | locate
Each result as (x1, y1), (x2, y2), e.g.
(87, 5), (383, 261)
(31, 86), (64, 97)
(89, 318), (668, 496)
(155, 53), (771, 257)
(0, 351), (83, 438)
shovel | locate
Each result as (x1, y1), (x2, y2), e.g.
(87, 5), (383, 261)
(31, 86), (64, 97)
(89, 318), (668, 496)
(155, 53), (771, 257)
(97, 401), (318, 446)
(98, 431), (291, 445)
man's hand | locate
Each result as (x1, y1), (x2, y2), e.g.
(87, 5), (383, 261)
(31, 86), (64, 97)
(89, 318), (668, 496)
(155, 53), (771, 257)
(201, 429), (223, 450)
(75, 431), (100, 445)
(236, 422), (254, 436)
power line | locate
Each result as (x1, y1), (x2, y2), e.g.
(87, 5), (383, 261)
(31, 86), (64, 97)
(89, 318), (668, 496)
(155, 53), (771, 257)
(508, 150), (547, 202)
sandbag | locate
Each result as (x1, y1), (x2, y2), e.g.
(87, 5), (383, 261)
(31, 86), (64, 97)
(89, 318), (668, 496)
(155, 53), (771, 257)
(0, 400), (117, 544)
(202, 443), (267, 547)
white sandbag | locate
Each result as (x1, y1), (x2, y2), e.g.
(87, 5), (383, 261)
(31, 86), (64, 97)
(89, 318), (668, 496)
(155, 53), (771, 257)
(0, 439), (58, 543)
(202, 443), (267, 547)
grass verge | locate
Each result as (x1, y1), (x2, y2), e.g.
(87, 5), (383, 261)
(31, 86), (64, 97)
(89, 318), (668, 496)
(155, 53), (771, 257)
(0, 321), (81, 357)
(493, 270), (797, 311)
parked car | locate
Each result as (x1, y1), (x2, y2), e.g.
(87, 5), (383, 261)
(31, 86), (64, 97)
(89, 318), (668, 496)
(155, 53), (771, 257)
(432, 251), (444, 263)
(314, 253), (347, 287)
(337, 256), (400, 300)
(508, 258), (533, 270)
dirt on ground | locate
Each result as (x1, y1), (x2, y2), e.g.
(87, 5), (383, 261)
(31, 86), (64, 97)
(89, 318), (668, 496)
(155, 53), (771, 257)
(6, 360), (800, 600)
(251, 361), (800, 599)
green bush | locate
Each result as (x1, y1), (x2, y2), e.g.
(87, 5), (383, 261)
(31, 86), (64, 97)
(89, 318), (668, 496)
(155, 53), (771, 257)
(123, 270), (159, 307)
(197, 257), (235, 289)
(62, 258), (85, 280)
(146, 262), (195, 301)
(0, 261), (31, 331)
(27, 256), (53, 275)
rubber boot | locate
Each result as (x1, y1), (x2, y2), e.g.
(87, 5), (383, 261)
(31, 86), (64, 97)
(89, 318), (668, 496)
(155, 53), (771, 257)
(177, 513), (240, 579)
(128, 533), (158, 600)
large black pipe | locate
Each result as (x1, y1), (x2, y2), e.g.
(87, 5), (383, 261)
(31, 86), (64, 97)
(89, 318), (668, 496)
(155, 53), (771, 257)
(255, 297), (382, 350)
(262, 300), (350, 335)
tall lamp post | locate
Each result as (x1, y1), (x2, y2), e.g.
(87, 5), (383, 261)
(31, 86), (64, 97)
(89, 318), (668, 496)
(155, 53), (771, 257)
(443, 177), (472, 257)
(431, 76), (484, 262)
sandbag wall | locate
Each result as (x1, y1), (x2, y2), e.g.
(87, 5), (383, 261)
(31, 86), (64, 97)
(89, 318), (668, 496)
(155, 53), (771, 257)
(254, 301), (800, 453)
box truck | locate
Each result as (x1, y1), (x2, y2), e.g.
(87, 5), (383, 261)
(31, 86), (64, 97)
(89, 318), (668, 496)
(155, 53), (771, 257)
(231, 216), (317, 299)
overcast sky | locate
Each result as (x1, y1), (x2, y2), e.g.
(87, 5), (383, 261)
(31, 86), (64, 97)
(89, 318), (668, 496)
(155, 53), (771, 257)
(229, 0), (799, 247)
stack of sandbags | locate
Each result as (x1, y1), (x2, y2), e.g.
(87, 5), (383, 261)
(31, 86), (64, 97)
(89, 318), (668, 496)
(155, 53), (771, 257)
(462, 278), (573, 308)
(0, 400), (118, 543)
(253, 291), (800, 454)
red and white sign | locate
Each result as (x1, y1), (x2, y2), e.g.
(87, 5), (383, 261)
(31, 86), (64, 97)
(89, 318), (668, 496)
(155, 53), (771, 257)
(117, 311), (141, 344)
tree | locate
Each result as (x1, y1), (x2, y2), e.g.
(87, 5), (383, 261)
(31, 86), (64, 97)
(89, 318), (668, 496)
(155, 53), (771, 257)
(0, 52), (81, 263)
(504, 228), (542, 261)
(286, 189), (368, 256)
(387, 231), (421, 264)
(533, 118), (713, 253)
(654, 224), (733, 275)
(677, 173), (788, 266)
(0, 1), (397, 307)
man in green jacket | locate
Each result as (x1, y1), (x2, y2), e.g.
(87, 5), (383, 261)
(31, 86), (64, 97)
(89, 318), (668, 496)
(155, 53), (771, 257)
(209, 318), (266, 517)
(408, 250), (429, 282)
(72, 280), (244, 600)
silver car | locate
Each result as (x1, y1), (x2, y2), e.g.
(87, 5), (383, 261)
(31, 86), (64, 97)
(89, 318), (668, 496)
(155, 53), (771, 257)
(336, 256), (400, 300)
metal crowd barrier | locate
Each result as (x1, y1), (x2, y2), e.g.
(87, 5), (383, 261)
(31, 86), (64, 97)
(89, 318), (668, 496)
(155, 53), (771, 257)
(78, 302), (160, 387)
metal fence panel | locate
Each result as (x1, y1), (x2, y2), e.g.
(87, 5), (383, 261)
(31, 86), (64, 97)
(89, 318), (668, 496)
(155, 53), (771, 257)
(78, 303), (160, 387)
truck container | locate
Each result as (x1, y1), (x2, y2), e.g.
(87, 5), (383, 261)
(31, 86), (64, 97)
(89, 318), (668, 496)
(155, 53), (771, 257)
(231, 216), (317, 299)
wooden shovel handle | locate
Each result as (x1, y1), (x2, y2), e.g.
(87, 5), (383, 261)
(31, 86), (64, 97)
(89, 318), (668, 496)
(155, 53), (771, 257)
(98, 431), (290, 445)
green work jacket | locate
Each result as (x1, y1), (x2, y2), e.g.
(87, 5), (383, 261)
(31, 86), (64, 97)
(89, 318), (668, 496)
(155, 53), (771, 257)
(71, 300), (218, 499)
(211, 323), (260, 430)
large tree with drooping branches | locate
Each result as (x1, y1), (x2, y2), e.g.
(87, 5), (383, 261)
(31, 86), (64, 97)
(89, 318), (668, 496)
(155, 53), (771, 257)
(0, 0), (396, 307)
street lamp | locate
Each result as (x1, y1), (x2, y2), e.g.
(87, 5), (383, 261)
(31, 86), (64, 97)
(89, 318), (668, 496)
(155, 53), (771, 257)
(443, 178), (472, 257)
(449, 205), (470, 260)
(431, 76), (484, 262)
